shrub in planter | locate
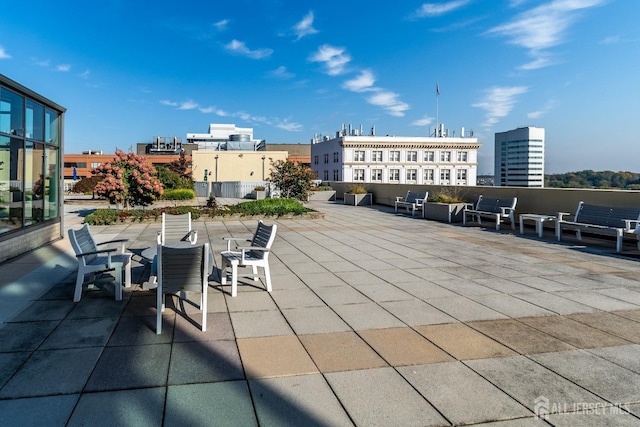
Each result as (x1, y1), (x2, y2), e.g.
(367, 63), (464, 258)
(162, 188), (195, 200)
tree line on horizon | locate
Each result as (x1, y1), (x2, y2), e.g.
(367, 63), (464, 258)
(545, 170), (640, 190)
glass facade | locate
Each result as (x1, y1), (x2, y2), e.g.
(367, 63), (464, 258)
(0, 77), (64, 237)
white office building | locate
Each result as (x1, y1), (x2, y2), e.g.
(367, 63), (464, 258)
(187, 123), (265, 151)
(494, 126), (545, 187)
(311, 124), (481, 185)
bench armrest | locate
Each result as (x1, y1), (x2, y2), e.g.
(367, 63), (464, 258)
(500, 207), (515, 215)
(623, 219), (640, 232)
(557, 212), (571, 221)
(395, 196), (403, 202)
(464, 203), (475, 210)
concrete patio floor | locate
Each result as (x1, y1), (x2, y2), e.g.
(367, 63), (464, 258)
(1, 199), (640, 426)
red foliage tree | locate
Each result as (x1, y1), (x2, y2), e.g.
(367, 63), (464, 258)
(93, 150), (163, 208)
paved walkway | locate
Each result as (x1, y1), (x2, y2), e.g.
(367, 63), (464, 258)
(1, 200), (640, 426)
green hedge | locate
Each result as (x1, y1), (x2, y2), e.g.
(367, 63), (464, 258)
(161, 189), (195, 200)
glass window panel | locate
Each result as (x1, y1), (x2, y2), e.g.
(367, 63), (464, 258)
(26, 99), (44, 141)
(0, 136), (24, 231)
(24, 142), (44, 225)
(0, 88), (24, 136)
(45, 108), (60, 145)
(45, 147), (59, 219)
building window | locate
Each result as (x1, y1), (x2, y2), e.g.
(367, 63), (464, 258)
(424, 151), (434, 162)
(457, 169), (467, 184)
(406, 169), (417, 182)
(314, 155), (319, 165)
(371, 168), (382, 181)
(90, 162), (100, 169)
(333, 152), (339, 162)
(424, 169), (434, 183)
(354, 169), (365, 181)
(390, 151), (400, 162)
(323, 170), (329, 180)
(324, 153), (329, 164)
(372, 150), (382, 162)
(406, 151), (417, 162)
(440, 169), (451, 184)
(389, 169), (400, 182)
(333, 169), (339, 180)
(440, 151), (451, 162)
(64, 162), (87, 168)
(354, 150), (365, 162)
(457, 151), (468, 162)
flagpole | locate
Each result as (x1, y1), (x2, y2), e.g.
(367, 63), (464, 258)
(435, 83), (439, 137)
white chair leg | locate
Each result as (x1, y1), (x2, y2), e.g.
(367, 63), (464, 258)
(124, 262), (132, 288)
(220, 257), (228, 284)
(73, 272), (84, 302)
(231, 262), (238, 297)
(156, 283), (163, 335)
(263, 264), (272, 293)
(114, 265), (123, 301)
(252, 265), (259, 281)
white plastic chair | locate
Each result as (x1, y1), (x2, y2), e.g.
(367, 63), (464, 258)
(157, 212), (198, 245)
(156, 243), (209, 334)
(221, 221), (277, 297)
(68, 224), (132, 302)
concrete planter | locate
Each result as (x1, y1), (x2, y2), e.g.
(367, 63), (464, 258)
(308, 190), (336, 201)
(251, 190), (266, 200)
(423, 202), (465, 223)
(344, 193), (372, 206)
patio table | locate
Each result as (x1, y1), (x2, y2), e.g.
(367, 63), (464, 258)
(519, 213), (557, 238)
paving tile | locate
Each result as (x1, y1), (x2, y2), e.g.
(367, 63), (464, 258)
(313, 285), (371, 305)
(8, 299), (74, 322)
(173, 311), (235, 342)
(325, 367), (448, 426)
(511, 291), (597, 315)
(282, 306), (351, 335)
(547, 411), (640, 426)
(331, 302), (405, 330)
(530, 349), (640, 404)
(519, 316), (631, 349)
(168, 340), (244, 384)
(299, 331), (387, 373)
(567, 312), (640, 343)
(596, 288), (640, 305)
(398, 361), (531, 425)
(510, 276), (577, 292)
(0, 320), (59, 352)
(470, 294), (555, 318)
(0, 352), (30, 388)
(380, 300), (456, 326)
(85, 344), (171, 391)
(470, 417), (545, 426)
(108, 315), (175, 346)
(39, 317), (120, 349)
(471, 277), (539, 294)
(425, 296), (508, 322)
(225, 290), (278, 312)
(614, 309), (640, 322)
(393, 280), (460, 299)
(230, 310), (294, 338)
(359, 327), (453, 366)
(466, 355), (606, 413)
(352, 283), (413, 302)
(250, 374), (353, 426)
(555, 291), (640, 311)
(270, 288), (326, 309)
(415, 323), (516, 360)
(468, 318), (576, 355)
(237, 335), (318, 379)
(297, 272), (350, 289)
(0, 348), (103, 398)
(165, 382), (257, 426)
(68, 388), (164, 427)
(0, 394), (79, 427)
(587, 344), (640, 375)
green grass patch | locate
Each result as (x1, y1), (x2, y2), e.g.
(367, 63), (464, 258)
(161, 188), (195, 200)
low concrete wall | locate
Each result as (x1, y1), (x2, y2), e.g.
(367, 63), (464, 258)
(0, 221), (62, 264)
(327, 182), (640, 218)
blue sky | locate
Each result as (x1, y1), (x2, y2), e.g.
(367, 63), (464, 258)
(2, 0), (638, 174)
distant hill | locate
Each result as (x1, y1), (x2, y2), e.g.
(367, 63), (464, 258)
(545, 170), (640, 190)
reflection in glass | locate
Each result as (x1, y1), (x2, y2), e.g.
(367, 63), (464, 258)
(45, 147), (59, 219)
(0, 136), (23, 232)
(0, 88), (25, 136)
(26, 99), (44, 141)
(25, 142), (44, 226)
(45, 108), (59, 145)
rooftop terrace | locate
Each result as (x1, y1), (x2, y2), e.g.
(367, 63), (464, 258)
(1, 199), (640, 425)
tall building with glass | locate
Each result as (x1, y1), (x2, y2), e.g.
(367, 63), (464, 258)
(494, 126), (545, 187)
(0, 74), (65, 263)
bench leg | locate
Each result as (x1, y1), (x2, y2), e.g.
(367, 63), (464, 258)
(495, 214), (500, 230)
(231, 261), (238, 297)
(616, 230), (623, 253)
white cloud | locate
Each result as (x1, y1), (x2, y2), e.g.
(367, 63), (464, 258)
(342, 70), (376, 92)
(56, 64), (71, 72)
(178, 100), (198, 110)
(472, 86), (528, 127)
(309, 44), (351, 76)
(487, 0), (606, 70)
(268, 66), (295, 79)
(0, 46), (11, 59)
(367, 90), (410, 117)
(276, 121), (303, 132)
(414, 0), (471, 18)
(79, 69), (90, 79)
(224, 39), (273, 59)
(213, 19), (229, 31)
(160, 100), (178, 107)
(293, 11), (318, 40)
(412, 116), (434, 126)
(527, 99), (557, 119)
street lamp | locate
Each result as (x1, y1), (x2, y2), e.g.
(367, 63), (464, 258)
(261, 155), (266, 181)
(214, 154), (219, 182)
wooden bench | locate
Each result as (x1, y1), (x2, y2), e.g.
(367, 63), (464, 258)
(556, 202), (640, 252)
(395, 191), (428, 217)
(463, 195), (517, 230)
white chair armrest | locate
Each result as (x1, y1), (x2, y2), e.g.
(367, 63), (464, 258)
(97, 238), (129, 253)
(395, 196), (403, 202)
(189, 230), (198, 244)
(557, 212), (571, 221)
(223, 236), (251, 251)
(157, 231), (162, 244)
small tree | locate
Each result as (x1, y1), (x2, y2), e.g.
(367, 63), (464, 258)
(268, 160), (313, 201)
(72, 176), (103, 199)
(168, 151), (192, 179)
(93, 150), (163, 208)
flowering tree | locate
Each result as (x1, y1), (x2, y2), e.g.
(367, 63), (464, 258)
(268, 160), (313, 201)
(93, 150), (163, 208)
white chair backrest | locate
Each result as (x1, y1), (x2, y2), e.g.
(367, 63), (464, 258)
(250, 221), (277, 260)
(161, 212), (193, 244)
(158, 243), (208, 294)
(69, 224), (98, 264)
